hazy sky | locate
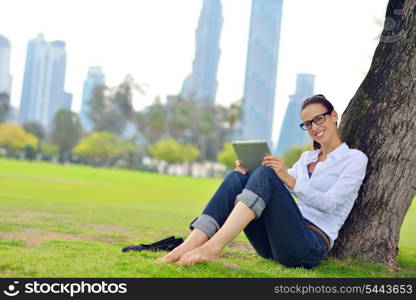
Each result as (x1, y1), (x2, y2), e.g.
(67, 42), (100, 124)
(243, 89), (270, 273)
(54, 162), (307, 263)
(0, 0), (388, 145)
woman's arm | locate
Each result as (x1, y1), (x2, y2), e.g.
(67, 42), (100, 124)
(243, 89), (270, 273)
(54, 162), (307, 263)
(262, 154), (300, 190)
(282, 174), (296, 190)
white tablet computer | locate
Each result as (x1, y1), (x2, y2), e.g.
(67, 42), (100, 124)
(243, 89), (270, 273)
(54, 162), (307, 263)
(231, 140), (271, 173)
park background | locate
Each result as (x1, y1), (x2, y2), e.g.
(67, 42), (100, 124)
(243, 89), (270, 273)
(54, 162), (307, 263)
(0, 0), (414, 277)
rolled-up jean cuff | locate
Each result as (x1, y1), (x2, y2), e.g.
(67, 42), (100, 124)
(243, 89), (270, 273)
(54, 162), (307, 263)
(189, 214), (220, 238)
(235, 188), (266, 218)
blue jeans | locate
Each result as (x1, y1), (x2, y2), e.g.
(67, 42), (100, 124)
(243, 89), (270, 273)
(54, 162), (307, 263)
(189, 166), (329, 269)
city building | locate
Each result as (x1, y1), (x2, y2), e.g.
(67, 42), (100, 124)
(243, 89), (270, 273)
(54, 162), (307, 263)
(19, 34), (69, 128)
(63, 92), (73, 111)
(0, 34), (12, 96)
(79, 66), (105, 131)
(275, 73), (315, 156)
(241, 0), (284, 149)
(180, 0), (223, 105)
(7, 106), (18, 122)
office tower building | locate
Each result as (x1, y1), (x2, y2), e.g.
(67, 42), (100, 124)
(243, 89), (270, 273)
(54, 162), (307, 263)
(63, 92), (73, 111)
(19, 34), (69, 128)
(180, 0), (223, 105)
(275, 73), (315, 156)
(241, 0), (284, 148)
(0, 34), (12, 96)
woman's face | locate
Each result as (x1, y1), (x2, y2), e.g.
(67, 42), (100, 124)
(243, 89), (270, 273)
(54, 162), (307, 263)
(300, 103), (338, 146)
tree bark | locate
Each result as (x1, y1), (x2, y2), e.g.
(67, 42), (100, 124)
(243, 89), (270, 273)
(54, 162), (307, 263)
(329, 0), (416, 269)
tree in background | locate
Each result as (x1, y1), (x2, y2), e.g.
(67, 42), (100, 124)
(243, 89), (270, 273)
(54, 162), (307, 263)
(88, 77), (241, 164)
(23, 121), (45, 155)
(23, 144), (37, 161)
(148, 138), (200, 172)
(23, 121), (45, 143)
(217, 142), (238, 170)
(165, 97), (193, 142)
(197, 105), (217, 161)
(135, 98), (167, 143)
(282, 143), (313, 168)
(221, 99), (242, 138)
(88, 75), (146, 135)
(73, 131), (136, 166)
(162, 96), (239, 162)
(41, 144), (58, 160)
(180, 142), (200, 163)
(123, 145), (146, 170)
(329, 0), (416, 268)
(0, 123), (38, 156)
(50, 109), (82, 163)
(0, 93), (10, 123)
(87, 85), (125, 135)
(113, 74), (145, 120)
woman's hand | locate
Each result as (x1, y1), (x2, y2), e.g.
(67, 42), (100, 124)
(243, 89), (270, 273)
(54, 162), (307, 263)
(234, 160), (248, 175)
(261, 155), (290, 182)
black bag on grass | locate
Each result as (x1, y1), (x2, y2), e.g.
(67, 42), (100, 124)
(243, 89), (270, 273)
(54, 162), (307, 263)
(122, 236), (183, 252)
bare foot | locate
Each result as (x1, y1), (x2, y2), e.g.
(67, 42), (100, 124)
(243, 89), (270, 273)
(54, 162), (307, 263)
(155, 228), (209, 263)
(155, 243), (195, 263)
(155, 237), (207, 263)
(175, 244), (221, 265)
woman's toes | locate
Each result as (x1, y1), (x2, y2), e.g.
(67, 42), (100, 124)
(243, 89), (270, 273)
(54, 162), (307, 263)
(155, 244), (190, 263)
(155, 257), (166, 263)
(175, 245), (220, 265)
(176, 255), (192, 265)
(155, 252), (178, 263)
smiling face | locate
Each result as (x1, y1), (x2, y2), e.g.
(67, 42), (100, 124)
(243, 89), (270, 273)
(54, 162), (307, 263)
(300, 103), (339, 147)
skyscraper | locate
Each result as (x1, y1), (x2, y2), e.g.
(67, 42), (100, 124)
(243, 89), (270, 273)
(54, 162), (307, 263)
(79, 66), (105, 131)
(275, 73), (315, 156)
(180, 0), (223, 105)
(0, 34), (12, 96)
(64, 92), (73, 111)
(19, 34), (69, 128)
(241, 0), (284, 148)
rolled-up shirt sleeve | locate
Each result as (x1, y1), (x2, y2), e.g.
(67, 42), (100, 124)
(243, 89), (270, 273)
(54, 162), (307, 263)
(290, 152), (368, 214)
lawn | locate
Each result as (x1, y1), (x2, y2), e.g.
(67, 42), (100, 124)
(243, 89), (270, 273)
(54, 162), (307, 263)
(0, 157), (415, 277)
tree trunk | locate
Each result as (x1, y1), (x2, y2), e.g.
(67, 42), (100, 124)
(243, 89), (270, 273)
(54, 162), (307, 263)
(329, 0), (416, 269)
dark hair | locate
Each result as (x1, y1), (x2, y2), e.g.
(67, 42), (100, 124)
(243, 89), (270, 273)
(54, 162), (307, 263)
(301, 94), (339, 150)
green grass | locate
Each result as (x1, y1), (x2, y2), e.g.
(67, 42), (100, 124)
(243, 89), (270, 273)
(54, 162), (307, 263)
(0, 157), (415, 277)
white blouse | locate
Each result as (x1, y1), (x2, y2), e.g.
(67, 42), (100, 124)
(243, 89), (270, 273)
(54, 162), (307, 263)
(285, 142), (368, 249)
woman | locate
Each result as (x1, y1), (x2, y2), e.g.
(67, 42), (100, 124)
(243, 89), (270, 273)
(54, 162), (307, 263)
(156, 94), (368, 269)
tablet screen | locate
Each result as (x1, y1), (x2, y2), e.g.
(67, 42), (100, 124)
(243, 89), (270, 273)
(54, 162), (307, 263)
(231, 140), (271, 173)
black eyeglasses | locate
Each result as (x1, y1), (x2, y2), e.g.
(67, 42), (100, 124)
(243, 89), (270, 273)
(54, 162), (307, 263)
(299, 111), (332, 131)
